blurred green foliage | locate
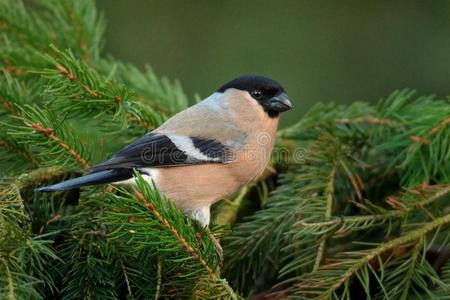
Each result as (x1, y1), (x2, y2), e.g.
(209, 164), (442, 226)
(98, 0), (450, 126)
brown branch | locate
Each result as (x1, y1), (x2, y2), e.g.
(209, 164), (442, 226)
(409, 135), (429, 145)
(0, 97), (21, 116)
(120, 259), (132, 297)
(335, 117), (402, 126)
(313, 163), (337, 271)
(0, 18), (46, 52)
(56, 65), (97, 96)
(55, 65), (156, 130)
(155, 258), (162, 300)
(430, 117), (450, 135)
(126, 113), (155, 130)
(340, 159), (363, 200)
(62, 0), (90, 61)
(322, 213), (450, 298)
(410, 116), (450, 145)
(134, 191), (216, 279)
(38, 214), (62, 235)
(0, 138), (39, 166)
(296, 184), (450, 229)
(0, 139), (12, 151)
(278, 116), (403, 140)
(134, 94), (172, 115)
(0, 257), (15, 300)
(2, 59), (26, 76)
(30, 123), (90, 169)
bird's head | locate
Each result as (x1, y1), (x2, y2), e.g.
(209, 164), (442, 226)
(217, 75), (292, 118)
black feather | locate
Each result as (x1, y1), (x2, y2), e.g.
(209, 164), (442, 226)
(217, 75), (284, 94)
(35, 169), (132, 192)
(90, 133), (231, 172)
(191, 137), (233, 160)
(35, 134), (233, 193)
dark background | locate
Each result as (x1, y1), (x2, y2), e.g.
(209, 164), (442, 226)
(97, 0), (450, 126)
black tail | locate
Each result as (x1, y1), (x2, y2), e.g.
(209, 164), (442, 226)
(35, 169), (132, 192)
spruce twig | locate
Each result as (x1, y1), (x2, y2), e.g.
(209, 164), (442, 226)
(134, 191), (216, 279)
(29, 122), (90, 169)
(313, 163), (337, 271)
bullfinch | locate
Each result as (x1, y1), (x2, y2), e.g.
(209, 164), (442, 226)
(36, 75), (292, 227)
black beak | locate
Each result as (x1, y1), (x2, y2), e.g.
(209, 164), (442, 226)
(269, 92), (292, 112)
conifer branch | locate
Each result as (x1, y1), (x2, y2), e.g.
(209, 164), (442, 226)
(0, 7), (44, 51)
(430, 117), (450, 135)
(96, 59), (188, 115)
(155, 258), (162, 300)
(99, 175), (236, 298)
(399, 237), (423, 299)
(29, 122), (90, 169)
(1, 59), (27, 77)
(0, 97), (20, 116)
(126, 112), (155, 130)
(409, 116), (450, 145)
(61, 0), (90, 61)
(0, 137), (38, 166)
(54, 62), (155, 129)
(54, 64), (94, 95)
(120, 259), (132, 297)
(42, 49), (164, 131)
(4, 104), (92, 169)
(335, 117), (402, 126)
(1, 257), (15, 300)
(292, 213), (450, 298)
(134, 191), (216, 279)
(297, 184), (450, 231)
(313, 163), (337, 271)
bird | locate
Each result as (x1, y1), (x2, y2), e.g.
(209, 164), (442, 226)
(36, 75), (292, 254)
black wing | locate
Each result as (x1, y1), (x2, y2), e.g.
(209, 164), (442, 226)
(90, 133), (232, 172)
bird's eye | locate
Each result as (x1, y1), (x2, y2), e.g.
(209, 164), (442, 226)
(251, 90), (262, 99)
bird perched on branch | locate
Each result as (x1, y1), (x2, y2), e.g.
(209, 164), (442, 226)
(36, 75), (292, 256)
